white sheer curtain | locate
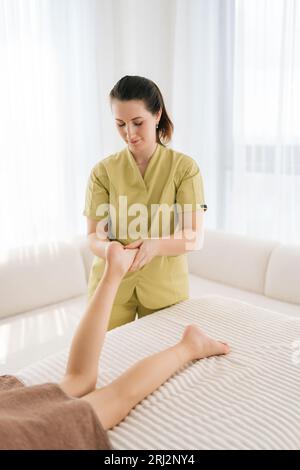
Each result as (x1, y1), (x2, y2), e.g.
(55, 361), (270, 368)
(225, 0), (300, 243)
(0, 0), (299, 254)
(173, 0), (300, 244)
(0, 0), (176, 252)
(0, 0), (105, 251)
(171, 0), (235, 231)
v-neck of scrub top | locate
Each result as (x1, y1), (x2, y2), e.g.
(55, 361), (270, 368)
(126, 143), (162, 190)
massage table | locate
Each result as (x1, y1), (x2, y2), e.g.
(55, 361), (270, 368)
(16, 295), (300, 450)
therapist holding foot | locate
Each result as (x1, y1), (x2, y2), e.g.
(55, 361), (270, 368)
(83, 75), (207, 330)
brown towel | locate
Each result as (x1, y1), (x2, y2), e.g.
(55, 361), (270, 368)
(0, 375), (111, 450)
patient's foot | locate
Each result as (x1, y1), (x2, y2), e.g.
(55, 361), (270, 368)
(105, 241), (138, 277)
(181, 324), (230, 361)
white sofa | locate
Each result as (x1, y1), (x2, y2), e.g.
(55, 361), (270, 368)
(188, 229), (300, 317)
(0, 229), (299, 374)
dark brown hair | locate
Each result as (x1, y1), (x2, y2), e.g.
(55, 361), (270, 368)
(109, 75), (174, 146)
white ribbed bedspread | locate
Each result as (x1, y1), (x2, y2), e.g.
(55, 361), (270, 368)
(16, 295), (300, 450)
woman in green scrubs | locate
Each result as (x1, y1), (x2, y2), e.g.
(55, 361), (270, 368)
(83, 75), (207, 330)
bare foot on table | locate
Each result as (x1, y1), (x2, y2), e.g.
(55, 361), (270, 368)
(181, 324), (230, 361)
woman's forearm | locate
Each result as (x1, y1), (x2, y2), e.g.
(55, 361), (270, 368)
(156, 229), (203, 256)
(87, 232), (111, 259)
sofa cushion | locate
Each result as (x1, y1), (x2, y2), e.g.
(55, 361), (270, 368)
(187, 229), (280, 295)
(0, 241), (87, 319)
(265, 244), (300, 305)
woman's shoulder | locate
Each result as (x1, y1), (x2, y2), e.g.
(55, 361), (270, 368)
(165, 146), (200, 175)
(90, 148), (127, 175)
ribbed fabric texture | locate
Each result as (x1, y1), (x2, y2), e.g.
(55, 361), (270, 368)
(16, 295), (300, 450)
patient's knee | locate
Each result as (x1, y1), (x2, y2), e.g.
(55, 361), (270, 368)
(59, 374), (96, 398)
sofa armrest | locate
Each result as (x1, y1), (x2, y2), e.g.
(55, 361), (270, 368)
(187, 229), (280, 295)
(0, 241), (87, 319)
(265, 244), (300, 305)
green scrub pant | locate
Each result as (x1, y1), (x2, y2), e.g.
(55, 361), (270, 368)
(107, 288), (159, 330)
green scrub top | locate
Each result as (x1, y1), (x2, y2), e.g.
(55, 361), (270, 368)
(83, 143), (207, 309)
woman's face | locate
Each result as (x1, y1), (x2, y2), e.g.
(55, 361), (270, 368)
(111, 99), (161, 151)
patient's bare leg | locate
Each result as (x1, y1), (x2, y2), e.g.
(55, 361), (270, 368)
(59, 242), (137, 398)
(81, 325), (230, 430)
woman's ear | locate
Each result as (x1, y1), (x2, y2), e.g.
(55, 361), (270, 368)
(156, 109), (162, 122)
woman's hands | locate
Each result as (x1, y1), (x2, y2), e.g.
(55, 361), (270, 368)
(125, 239), (160, 272)
(104, 238), (159, 278)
